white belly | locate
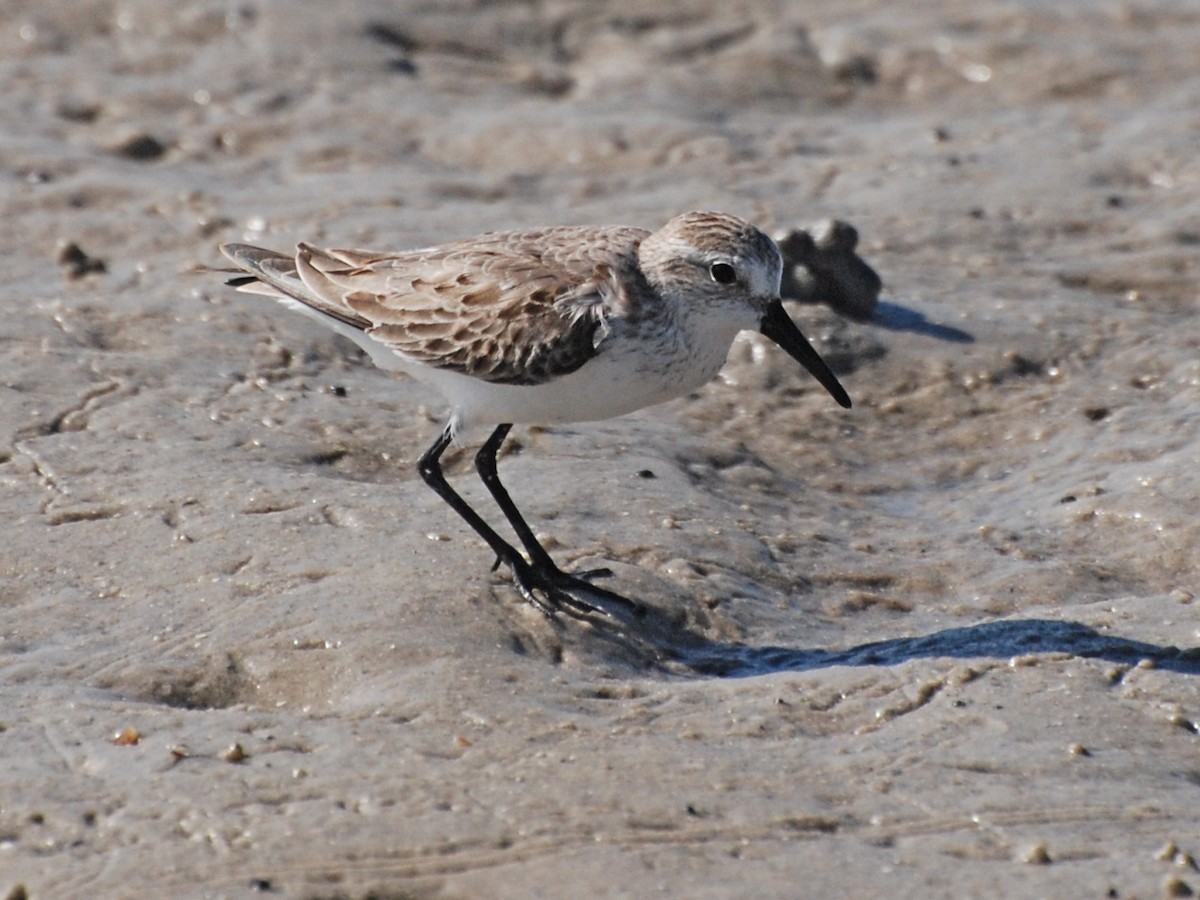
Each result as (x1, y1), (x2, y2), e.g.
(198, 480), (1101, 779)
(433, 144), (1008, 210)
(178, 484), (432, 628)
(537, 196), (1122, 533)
(390, 330), (734, 434)
(323, 304), (742, 437)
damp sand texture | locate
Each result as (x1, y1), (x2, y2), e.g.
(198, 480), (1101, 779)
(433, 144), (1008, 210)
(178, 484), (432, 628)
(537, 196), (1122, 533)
(2, 1), (1199, 897)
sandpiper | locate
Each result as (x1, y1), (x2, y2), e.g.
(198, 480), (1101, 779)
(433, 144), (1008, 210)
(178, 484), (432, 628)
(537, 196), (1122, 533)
(221, 211), (851, 616)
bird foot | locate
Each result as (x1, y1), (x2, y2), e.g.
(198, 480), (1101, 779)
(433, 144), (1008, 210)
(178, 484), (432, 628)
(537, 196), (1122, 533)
(503, 555), (638, 620)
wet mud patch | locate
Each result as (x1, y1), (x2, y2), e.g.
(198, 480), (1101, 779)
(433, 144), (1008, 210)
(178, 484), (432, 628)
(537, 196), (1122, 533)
(96, 652), (252, 710)
(281, 439), (417, 485)
(486, 560), (732, 674)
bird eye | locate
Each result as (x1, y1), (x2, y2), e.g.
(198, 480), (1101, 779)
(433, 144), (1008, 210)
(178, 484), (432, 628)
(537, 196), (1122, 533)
(709, 262), (737, 285)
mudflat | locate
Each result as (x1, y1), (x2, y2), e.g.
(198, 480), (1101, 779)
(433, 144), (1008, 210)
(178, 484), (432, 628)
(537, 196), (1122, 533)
(2, 1), (1198, 897)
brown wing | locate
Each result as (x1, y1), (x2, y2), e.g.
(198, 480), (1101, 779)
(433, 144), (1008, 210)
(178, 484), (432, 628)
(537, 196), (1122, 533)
(221, 243), (376, 332)
(288, 225), (651, 385)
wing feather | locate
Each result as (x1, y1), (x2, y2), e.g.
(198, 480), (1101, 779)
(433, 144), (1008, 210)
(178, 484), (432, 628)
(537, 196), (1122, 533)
(224, 225), (651, 385)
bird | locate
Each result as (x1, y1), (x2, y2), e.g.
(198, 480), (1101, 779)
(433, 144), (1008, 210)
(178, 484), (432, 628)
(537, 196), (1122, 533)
(220, 211), (850, 617)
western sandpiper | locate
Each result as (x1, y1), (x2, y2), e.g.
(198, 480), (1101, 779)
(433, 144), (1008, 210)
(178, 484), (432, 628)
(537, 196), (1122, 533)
(221, 211), (851, 617)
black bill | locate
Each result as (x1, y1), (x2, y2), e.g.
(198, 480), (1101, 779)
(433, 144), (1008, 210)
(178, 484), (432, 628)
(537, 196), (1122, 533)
(759, 299), (852, 409)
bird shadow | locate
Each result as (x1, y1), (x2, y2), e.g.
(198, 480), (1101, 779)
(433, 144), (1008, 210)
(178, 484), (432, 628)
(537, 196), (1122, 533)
(626, 614), (1200, 679)
(870, 299), (975, 343)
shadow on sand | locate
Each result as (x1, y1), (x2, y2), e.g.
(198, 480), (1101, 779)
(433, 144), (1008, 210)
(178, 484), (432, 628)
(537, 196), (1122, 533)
(534, 572), (1198, 680)
(871, 299), (975, 343)
(660, 617), (1200, 678)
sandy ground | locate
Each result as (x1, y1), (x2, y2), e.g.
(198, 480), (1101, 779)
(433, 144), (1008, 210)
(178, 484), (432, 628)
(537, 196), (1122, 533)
(2, 0), (1199, 896)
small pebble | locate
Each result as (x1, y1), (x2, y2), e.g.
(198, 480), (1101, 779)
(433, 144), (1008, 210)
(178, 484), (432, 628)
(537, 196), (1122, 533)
(57, 241), (107, 279)
(114, 133), (169, 161)
(1021, 842), (1052, 864)
(1162, 875), (1193, 897)
(111, 726), (141, 746)
(1156, 841), (1180, 862)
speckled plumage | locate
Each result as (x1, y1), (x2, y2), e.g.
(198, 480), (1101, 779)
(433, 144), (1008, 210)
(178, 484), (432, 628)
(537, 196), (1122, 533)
(220, 212), (849, 616)
(221, 212), (843, 431)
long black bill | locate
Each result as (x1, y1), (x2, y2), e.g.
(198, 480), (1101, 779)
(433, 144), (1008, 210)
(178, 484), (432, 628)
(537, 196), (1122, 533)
(759, 299), (852, 409)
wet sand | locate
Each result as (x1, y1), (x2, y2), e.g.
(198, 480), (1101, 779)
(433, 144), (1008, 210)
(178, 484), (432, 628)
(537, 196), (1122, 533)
(2, 0), (1199, 896)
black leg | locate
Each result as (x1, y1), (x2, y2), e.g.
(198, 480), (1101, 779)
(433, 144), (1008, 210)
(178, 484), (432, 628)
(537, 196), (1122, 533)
(418, 425), (524, 568)
(418, 424), (634, 617)
(474, 424), (558, 571)
(475, 425), (615, 581)
(473, 424), (634, 613)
